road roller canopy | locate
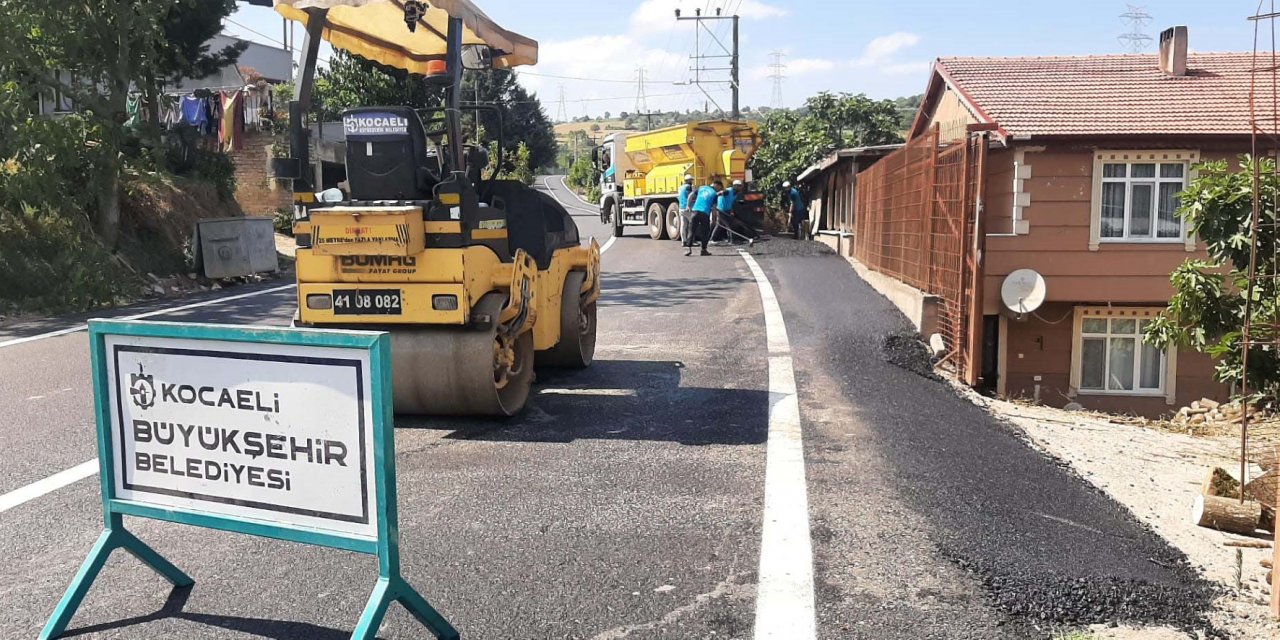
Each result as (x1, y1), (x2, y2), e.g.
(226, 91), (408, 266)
(274, 0), (539, 72)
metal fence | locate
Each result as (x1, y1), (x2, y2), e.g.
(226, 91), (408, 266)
(854, 126), (985, 382)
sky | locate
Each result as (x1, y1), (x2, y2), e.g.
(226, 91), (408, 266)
(224, 1), (1263, 120)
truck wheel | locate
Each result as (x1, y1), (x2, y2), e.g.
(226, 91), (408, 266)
(665, 203), (682, 241)
(647, 202), (668, 240)
(612, 200), (624, 237)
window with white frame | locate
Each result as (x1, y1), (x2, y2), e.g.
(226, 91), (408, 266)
(1099, 160), (1187, 241)
(1090, 150), (1201, 250)
(1078, 316), (1166, 393)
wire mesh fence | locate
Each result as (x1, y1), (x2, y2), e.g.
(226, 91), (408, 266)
(853, 126), (984, 381)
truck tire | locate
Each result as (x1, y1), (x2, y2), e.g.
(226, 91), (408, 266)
(612, 200), (625, 238)
(665, 203), (682, 241)
(647, 202), (668, 240)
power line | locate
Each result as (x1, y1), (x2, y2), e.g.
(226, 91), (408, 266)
(224, 17), (288, 49)
(1118, 4), (1154, 53)
(518, 70), (679, 84)
(768, 50), (786, 109)
(676, 5), (740, 118)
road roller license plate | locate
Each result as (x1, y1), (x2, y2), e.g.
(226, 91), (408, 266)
(332, 289), (402, 315)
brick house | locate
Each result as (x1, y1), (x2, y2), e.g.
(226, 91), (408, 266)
(848, 28), (1249, 416)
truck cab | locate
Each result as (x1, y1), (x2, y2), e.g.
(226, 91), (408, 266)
(592, 132), (636, 236)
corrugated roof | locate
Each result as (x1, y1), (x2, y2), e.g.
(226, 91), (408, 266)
(936, 53), (1257, 137)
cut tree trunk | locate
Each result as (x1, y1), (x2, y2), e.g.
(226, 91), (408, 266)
(1203, 466), (1242, 499)
(1193, 495), (1263, 534)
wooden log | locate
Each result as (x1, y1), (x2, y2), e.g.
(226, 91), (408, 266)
(1225, 540), (1273, 549)
(1193, 495), (1262, 534)
(1203, 466), (1242, 499)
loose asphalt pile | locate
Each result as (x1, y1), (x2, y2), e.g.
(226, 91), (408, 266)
(759, 241), (1223, 637)
(880, 330), (939, 380)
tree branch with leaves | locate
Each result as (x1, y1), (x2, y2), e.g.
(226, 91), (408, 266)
(1146, 156), (1280, 399)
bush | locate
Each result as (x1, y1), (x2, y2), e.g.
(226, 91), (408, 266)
(191, 148), (236, 201)
(274, 208), (294, 235)
(0, 204), (136, 313)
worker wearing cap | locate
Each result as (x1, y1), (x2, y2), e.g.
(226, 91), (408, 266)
(677, 174), (695, 241)
(686, 179), (720, 256)
(783, 180), (808, 238)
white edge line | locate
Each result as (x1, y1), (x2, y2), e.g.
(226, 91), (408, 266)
(559, 174), (596, 206)
(739, 249), (817, 640)
(0, 459), (98, 513)
(0, 284), (296, 349)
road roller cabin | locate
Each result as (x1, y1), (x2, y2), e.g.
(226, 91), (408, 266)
(275, 0), (602, 417)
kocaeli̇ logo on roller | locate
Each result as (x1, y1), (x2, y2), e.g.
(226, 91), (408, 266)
(129, 364), (156, 410)
(343, 112), (409, 137)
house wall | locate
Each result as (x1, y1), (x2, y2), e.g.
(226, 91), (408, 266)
(983, 139), (1242, 416)
(981, 142), (1238, 315)
(230, 131), (292, 216)
(927, 87), (979, 142)
(1001, 302), (1225, 415)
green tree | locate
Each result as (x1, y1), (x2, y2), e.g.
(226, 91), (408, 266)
(314, 54), (557, 174)
(750, 92), (904, 200)
(567, 154), (599, 203)
(313, 51), (441, 121)
(0, 0), (241, 246)
(1146, 156), (1280, 399)
(469, 69), (556, 173)
(146, 1), (246, 124)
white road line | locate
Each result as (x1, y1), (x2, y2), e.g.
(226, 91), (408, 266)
(0, 284), (296, 349)
(541, 175), (598, 215)
(740, 250), (816, 640)
(559, 174), (596, 206)
(0, 460), (98, 514)
(539, 388), (636, 396)
(600, 236), (617, 254)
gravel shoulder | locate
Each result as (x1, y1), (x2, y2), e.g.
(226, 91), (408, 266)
(963, 390), (1279, 639)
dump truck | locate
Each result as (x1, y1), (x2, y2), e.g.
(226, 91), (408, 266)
(275, 0), (601, 417)
(593, 120), (763, 239)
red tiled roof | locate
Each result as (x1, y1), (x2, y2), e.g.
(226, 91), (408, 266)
(936, 53), (1258, 137)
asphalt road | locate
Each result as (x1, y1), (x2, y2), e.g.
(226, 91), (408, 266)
(0, 177), (1216, 639)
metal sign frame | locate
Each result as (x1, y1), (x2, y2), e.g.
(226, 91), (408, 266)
(41, 320), (458, 640)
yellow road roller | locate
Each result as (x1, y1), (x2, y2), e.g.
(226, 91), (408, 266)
(274, 0), (601, 416)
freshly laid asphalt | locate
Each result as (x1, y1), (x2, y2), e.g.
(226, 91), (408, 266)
(0, 177), (1216, 639)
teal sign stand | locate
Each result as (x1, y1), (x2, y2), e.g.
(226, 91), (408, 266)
(41, 319), (459, 640)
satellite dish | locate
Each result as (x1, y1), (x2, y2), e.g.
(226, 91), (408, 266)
(1001, 269), (1047, 316)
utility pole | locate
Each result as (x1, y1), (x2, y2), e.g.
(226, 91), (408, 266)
(675, 7), (740, 119)
(768, 50), (786, 110)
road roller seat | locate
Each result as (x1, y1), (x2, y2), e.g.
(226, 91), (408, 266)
(342, 106), (433, 201)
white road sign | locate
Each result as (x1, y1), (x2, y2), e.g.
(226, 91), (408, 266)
(104, 334), (378, 540)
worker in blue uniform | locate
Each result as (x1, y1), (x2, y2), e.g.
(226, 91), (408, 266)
(686, 179), (720, 256)
(677, 174), (695, 242)
(783, 180), (808, 238)
(712, 179), (743, 244)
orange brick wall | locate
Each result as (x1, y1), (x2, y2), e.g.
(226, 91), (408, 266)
(231, 131), (292, 216)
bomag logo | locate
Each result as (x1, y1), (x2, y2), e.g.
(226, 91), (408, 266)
(339, 255), (418, 274)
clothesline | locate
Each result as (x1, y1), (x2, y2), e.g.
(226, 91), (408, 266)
(126, 85), (275, 153)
